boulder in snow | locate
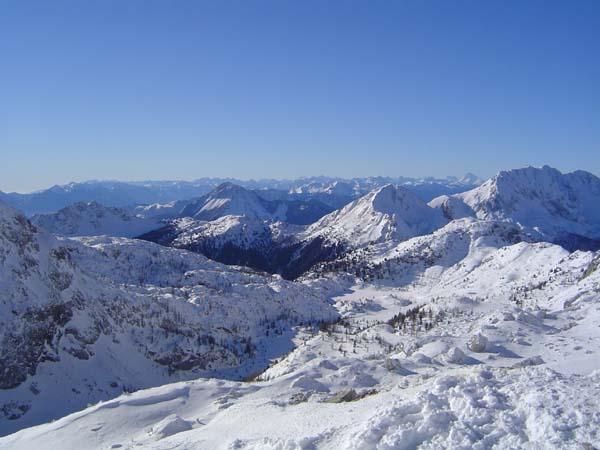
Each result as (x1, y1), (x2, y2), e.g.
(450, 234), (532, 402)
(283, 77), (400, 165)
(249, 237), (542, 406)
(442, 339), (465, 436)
(467, 333), (488, 353)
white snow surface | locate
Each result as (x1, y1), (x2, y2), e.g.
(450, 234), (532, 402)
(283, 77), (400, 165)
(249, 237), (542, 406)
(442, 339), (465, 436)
(4, 211), (600, 448)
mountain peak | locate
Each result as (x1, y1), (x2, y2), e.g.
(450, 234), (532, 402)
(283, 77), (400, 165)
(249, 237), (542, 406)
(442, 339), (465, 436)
(213, 182), (247, 194)
(306, 184), (447, 247)
(459, 172), (483, 185)
(432, 166), (600, 246)
(369, 184), (415, 212)
(188, 183), (271, 222)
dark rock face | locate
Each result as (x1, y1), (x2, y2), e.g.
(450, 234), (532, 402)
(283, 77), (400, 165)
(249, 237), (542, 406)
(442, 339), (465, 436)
(0, 301), (74, 390)
(278, 238), (346, 280)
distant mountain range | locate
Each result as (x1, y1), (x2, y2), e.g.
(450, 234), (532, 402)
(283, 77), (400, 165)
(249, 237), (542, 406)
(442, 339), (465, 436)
(0, 174), (483, 216)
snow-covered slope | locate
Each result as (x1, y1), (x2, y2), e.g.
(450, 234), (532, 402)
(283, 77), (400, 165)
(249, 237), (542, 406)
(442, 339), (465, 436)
(309, 218), (537, 282)
(0, 200), (337, 435)
(304, 184), (447, 248)
(4, 167), (600, 449)
(30, 201), (164, 238)
(168, 216), (273, 251)
(4, 237), (599, 449)
(430, 166), (600, 249)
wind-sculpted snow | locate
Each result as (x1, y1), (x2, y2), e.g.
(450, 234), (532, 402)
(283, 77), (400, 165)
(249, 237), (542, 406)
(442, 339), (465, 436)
(0, 200), (337, 435)
(430, 166), (600, 249)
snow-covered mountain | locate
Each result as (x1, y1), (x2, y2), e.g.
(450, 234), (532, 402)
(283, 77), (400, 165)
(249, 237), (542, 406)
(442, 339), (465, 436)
(0, 181), (217, 216)
(0, 174), (481, 216)
(4, 224), (600, 449)
(289, 174), (483, 203)
(30, 201), (165, 238)
(180, 183), (334, 226)
(130, 199), (191, 219)
(0, 200), (336, 435)
(430, 166), (600, 250)
(308, 217), (537, 282)
(304, 184), (447, 248)
(181, 183), (276, 222)
(5, 165), (600, 448)
(27, 185), (332, 243)
(141, 185), (454, 280)
(141, 215), (276, 270)
(290, 180), (359, 197)
(458, 172), (485, 185)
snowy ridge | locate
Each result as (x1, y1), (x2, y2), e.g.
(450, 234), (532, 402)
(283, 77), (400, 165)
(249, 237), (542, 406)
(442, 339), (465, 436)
(305, 184), (447, 248)
(307, 217), (536, 282)
(430, 166), (600, 248)
(30, 201), (164, 238)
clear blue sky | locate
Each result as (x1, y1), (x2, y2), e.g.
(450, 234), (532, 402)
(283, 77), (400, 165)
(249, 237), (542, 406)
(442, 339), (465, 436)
(1, 0), (599, 192)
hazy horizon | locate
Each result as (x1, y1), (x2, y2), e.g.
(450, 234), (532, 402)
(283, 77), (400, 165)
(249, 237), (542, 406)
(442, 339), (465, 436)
(2, 1), (599, 192)
(3, 163), (600, 195)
